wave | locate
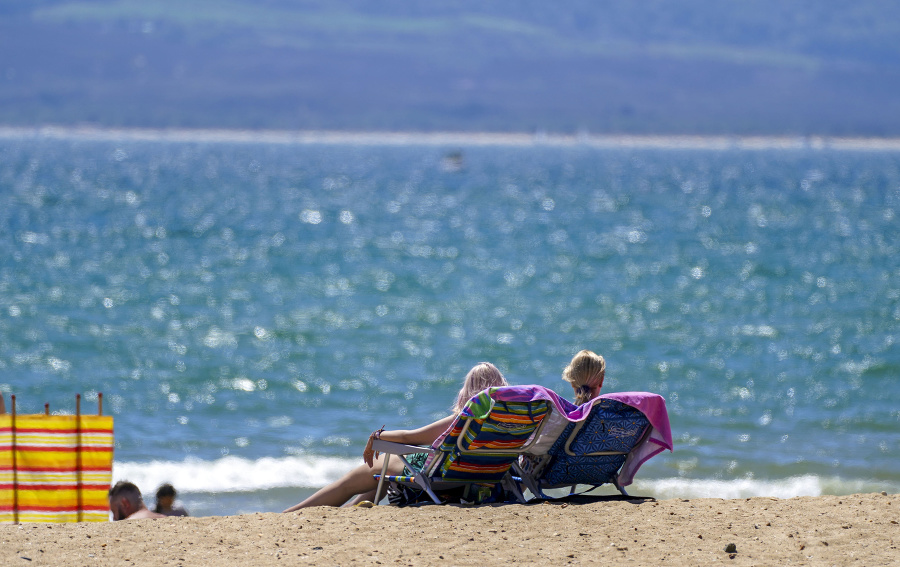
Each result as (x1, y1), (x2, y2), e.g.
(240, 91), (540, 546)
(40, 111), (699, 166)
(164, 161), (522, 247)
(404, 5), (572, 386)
(113, 456), (899, 499)
(632, 475), (899, 500)
(113, 455), (358, 494)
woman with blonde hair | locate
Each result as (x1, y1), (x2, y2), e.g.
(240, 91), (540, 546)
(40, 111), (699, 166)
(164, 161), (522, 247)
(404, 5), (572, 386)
(284, 362), (507, 511)
(562, 349), (606, 405)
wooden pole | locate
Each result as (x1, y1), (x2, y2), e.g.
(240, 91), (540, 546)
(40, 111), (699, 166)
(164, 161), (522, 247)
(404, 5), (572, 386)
(75, 394), (83, 522)
(98, 393), (103, 416)
(44, 403), (49, 416)
(11, 395), (18, 525)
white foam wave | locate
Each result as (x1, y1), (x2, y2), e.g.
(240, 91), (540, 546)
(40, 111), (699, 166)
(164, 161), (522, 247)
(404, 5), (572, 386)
(114, 455), (900, 500)
(113, 455), (357, 494)
(632, 475), (900, 500)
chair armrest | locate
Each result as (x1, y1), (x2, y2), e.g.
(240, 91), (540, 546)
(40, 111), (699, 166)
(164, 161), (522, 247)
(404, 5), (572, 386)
(372, 438), (431, 455)
(371, 438), (434, 504)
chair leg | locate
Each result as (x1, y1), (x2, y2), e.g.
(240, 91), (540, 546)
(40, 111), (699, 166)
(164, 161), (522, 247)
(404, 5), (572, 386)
(501, 474), (526, 503)
(374, 454), (391, 504)
(414, 477), (443, 504)
(510, 461), (541, 502)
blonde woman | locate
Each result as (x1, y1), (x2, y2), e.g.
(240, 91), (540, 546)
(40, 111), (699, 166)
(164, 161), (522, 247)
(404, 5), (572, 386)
(561, 349), (606, 405)
(284, 362), (508, 511)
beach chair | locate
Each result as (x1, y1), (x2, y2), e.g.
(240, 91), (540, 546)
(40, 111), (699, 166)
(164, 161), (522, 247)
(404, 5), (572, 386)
(512, 392), (672, 500)
(371, 386), (554, 505)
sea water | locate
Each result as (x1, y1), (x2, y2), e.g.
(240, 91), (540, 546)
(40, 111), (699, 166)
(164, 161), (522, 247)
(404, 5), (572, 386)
(1, 133), (898, 516)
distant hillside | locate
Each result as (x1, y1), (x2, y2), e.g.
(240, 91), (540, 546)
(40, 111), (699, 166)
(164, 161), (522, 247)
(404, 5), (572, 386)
(2, 0), (900, 135)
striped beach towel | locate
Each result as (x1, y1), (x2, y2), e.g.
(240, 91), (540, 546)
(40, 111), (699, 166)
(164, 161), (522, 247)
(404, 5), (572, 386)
(433, 393), (551, 482)
(0, 414), (114, 523)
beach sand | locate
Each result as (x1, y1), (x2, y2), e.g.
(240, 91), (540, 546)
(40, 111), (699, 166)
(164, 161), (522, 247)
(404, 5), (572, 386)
(2, 493), (897, 566)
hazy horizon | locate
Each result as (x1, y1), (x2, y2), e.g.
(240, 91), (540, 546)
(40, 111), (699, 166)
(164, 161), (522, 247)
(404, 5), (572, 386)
(4, 125), (900, 153)
(3, 1), (899, 136)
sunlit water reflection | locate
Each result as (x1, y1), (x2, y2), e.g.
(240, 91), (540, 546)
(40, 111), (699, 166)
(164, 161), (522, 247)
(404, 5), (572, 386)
(1, 140), (898, 514)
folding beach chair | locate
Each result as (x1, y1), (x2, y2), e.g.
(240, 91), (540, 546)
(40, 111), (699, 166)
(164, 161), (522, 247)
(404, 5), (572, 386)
(513, 392), (672, 500)
(371, 386), (553, 505)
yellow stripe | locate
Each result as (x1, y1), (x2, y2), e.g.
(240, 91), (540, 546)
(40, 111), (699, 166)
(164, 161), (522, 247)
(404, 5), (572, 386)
(12, 511), (107, 523)
(13, 472), (111, 483)
(15, 488), (110, 508)
(5, 415), (112, 429)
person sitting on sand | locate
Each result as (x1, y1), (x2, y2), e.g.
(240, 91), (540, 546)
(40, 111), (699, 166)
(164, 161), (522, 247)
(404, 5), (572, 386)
(154, 483), (190, 517)
(562, 349), (606, 405)
(108, 480), (166, 520)
(283, 362), (508, 511)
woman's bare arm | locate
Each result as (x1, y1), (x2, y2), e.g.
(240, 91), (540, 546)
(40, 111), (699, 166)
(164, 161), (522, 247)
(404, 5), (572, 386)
(378, 415), (455, 445)
(363, 415), (455, 467)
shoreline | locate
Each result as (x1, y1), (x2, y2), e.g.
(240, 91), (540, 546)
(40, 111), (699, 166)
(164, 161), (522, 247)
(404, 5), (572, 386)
(2, 493), (896, 566)
(2, 125), (900, 151)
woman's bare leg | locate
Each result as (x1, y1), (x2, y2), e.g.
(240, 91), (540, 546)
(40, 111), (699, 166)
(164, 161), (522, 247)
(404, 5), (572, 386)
(283, 455), (402, 512)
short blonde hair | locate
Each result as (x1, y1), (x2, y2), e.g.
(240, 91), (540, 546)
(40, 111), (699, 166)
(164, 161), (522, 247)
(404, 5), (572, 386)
(562, 350), (606, 405)
(452, 362), (508, 413)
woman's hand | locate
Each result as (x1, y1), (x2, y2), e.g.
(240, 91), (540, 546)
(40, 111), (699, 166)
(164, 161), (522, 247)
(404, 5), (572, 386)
(363, 425), (385, 468)
(363, 435), (377, 467)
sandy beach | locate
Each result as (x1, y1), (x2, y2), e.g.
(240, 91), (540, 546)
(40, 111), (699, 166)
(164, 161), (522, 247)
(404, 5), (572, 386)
(2, 493), (896, 566)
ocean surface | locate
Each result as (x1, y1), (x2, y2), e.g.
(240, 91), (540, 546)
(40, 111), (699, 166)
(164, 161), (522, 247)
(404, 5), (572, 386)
(1, 131), (898, 516)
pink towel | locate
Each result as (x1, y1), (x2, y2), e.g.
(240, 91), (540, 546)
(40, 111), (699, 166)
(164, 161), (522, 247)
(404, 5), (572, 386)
(597, 392), (674, 486)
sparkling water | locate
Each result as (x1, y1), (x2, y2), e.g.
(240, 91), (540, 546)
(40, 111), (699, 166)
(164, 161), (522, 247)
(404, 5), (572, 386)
(2, 133), (898, 515)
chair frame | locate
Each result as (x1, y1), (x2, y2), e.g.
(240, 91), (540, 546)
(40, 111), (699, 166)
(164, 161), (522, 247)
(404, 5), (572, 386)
(372, 410), (550, 505)
(512, 416), (652, 500)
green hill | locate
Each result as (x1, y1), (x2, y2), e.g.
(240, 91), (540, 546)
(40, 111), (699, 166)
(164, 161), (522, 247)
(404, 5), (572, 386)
(2, 0), (899, 135)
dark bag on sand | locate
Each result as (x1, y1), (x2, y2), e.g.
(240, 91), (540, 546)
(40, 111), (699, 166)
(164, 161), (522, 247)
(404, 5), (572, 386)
(386, 483), (506, 507)
(386, 484), (430, 507)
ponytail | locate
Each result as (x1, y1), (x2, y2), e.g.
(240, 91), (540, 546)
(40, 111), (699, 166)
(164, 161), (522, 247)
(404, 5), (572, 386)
(562, 350), (606, 404)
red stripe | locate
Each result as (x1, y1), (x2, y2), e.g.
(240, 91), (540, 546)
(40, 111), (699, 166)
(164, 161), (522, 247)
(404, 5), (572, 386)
(5, 505), (109, 512)
(0, 484), (110, 491)
(0, 446), (113, 453)
(0, 466), (112, 473)
(1, 427), (112, 434)
(0, 427), (113, 437)
(0, 450), (112, 456)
